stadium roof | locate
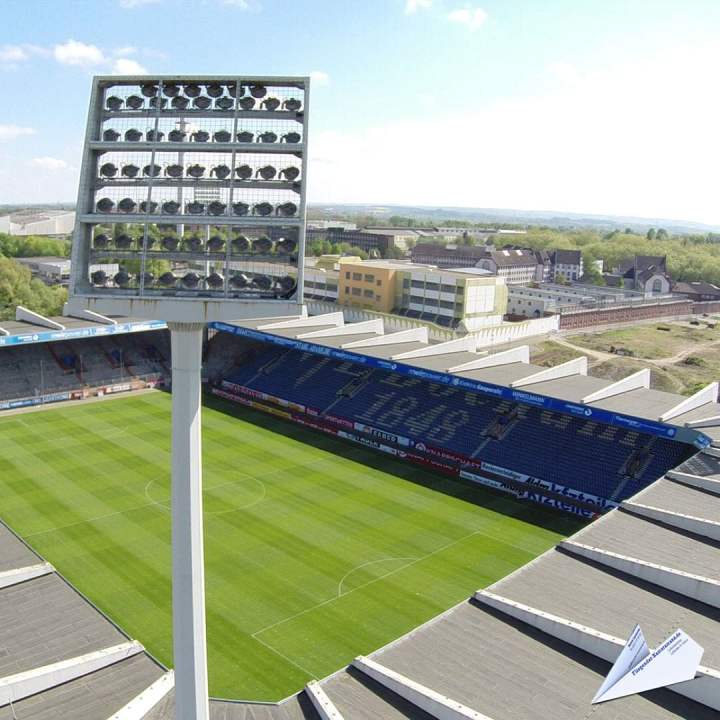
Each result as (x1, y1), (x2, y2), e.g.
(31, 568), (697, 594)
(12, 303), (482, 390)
(0, 305), (166, 347)
(211, 312), (720, 450)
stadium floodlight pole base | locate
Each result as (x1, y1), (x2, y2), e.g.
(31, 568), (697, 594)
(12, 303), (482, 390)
(169, 322), (209, 720)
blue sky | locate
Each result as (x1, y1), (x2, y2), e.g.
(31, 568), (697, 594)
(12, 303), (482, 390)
(2, 0), (720, 225)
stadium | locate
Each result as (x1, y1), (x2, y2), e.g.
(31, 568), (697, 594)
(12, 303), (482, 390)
(0, 303), (718, 718)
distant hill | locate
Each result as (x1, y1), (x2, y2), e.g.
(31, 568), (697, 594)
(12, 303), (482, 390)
(310, 203), (720, 235)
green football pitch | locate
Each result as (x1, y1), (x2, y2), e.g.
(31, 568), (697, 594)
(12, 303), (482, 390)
(0, 391), (581, 700)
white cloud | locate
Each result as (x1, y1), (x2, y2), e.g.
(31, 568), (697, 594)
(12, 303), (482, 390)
(310, 70), (330, 86)
(0, 125), (35, 143)
(119, 0), (161, 7)
(0, 45), (29, 63)
(223, 0), (250, 7)
(113, 46), (138, 56)
(30, 157), (71, 171)
(448, 6), (488, 31)
(405, 0), (432, 14)
(111, 58), (148, 74)
(54, 40), (105, 66)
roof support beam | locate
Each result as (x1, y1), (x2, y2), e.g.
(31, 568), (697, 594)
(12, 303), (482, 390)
(15, 306), (65, 331)
(685, 415), (720, 429)
(305, 681), (345, 720)
(448, 345), (528, 373)
(0, 640), (143, 706)
(510, 357), (587, 388)
(660, 382), (719, 422)
(63, 306), (117, 325)
(352, 655), (493, 720)
(666, 470), (720, 496)
(391, 335), (476, 360)
(0, 562), (53, 590)
(621, 501), (720, 542)
(341, 327), (429, 349)
(106, 671), (175, 720)
(581, 369), (650, 404)
(258, 312), (344, 331)
(0, 327), (8, 337)
(298, 319), (384, 340)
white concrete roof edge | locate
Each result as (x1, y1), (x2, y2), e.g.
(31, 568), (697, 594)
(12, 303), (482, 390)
(391, 334), (476, 360)
(448, 345), (529, 372)
(582, 369), (650, 404)
(660, 382), (720, 422)
(0, 562), (54, 589)
(16, 305), (65, 331)
(106, 670), (175, 720)
(63, 306), (117, 325)
(298, 318), (384, 339)
(305, 680), (345, 720)
(258, 311), (343, 330)
(341, 326), (429, 348)
(510, 356), (588, 388)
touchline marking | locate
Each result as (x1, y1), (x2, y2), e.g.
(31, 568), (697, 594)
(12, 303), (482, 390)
(252, 634), (317, 680)
(337, 557), (417, 598)
(253, 529), (482, 638)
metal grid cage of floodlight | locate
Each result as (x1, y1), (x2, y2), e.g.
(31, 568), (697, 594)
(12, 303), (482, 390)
(70, 75), (309, 305)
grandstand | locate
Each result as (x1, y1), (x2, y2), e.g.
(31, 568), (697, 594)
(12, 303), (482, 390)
(0, 309), (719, 717)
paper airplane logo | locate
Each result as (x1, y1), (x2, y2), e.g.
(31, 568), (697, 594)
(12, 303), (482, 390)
(592, 625), (703, 704)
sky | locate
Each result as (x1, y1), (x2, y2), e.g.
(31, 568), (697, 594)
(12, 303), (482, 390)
(1, 0), (720, 225)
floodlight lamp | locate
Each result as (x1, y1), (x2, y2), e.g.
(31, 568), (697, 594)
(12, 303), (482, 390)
(118, 198), (137, 213)
(103, 129), (121, 141)
(282, 98), (302, 112)
(186, 201), (205, 215)
(208, 201), (227, 216)
(276, 202), (298, 217)
(252, 236), (272, 253)
(162, 235), (179, 250)
(149, 96), (168, 109)
(115, 233), (133, 249)
(125, 128), (143, 142)
(206, 83), (223, 98)
(186, 235), (203, 252)
(162, 200), (181, 215)
(207, 235), (224, 252)
(140, 200), (159, 214)
(231, 235), (249, 252)
(253, 202), (273, 216)
(187, 164), (206, 178)
(143, 236), (156, 249)
(165, 164), (184, 178)
(211, 164), (231, 180)
(238, 97), (255, 111)
(193, 96), (212, 110)
(106, 96), (123, 111)
(281, 132), (301, 144)
(100, 162), (118, 178)
(206, 272), (224, 288)
(215, 97), (234, 111)
(126, 95), (144, 110)
(213, 130), (232, 143)
(143, 163), (162, 177)
(182, 272), (200, 288)
(91, 270), (107, 285)
(279, 166), (300, 181)
(230, 273), (249, 288)
(183, 83), (201, 97)
(249, 84), (267, 98)
(114, 270), (131, 287)
(257, 131), (278, 144)
(96, 198), (114, 213)
(93, 234), (110, 249)
(232, 202), (250, 216)
(158, 271), (176, 286)
(277, 237), (297, 254)
(256, 165), (277, 180)
(122, 164), (140, 178)
(252, 274), (272, 290)
(147, 129), (165, 142)
(172, 96), (190, 110)
(141, 83), (158, 97)
(142, 272), (154, 286)
(261, 97), (280, 111)
(276, 275), (295, 293)
(237, 130), (254, 143)
(168, 129), (187, 142)
(163, 83), (181, 97)
(235, 164), (253, 180)
(191, 130), (210, 143)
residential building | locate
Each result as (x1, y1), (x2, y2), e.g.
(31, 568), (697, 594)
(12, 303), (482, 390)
(671, 281), (720, 302)
(605, 255), (671, 295)
(476, 249), (539, 285)
(551, 249), (583, 282)
(410, 243), (490, 267)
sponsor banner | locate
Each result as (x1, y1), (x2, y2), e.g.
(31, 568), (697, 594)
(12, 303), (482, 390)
(212, 387), (292, 419)
(211, 322), (707, 447)
(460, 469), (519, 496)
(0, 391), (71, 410)
(108, 383), (132, 394)
(0, 320), (166, 347)
(337, 429), (404, 456)
(353, 422), (411, 447)
(220, 382), (314, 415)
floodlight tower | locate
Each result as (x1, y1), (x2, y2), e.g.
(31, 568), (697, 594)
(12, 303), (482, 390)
(67, 75), (310, 719)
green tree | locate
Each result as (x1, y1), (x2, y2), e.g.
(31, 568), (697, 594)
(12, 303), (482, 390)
(0, 257), (67, 320)
(646, 228), (656, 240)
